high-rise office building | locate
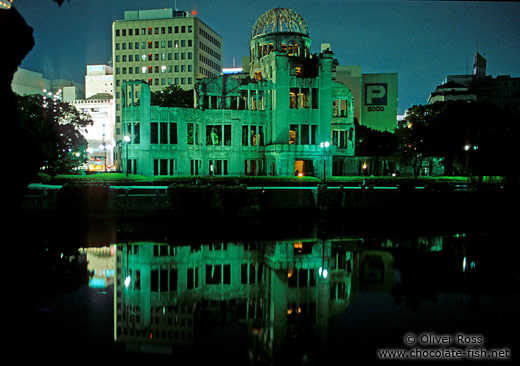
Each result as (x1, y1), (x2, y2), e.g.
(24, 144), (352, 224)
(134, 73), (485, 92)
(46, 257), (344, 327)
(112, 8), (223, 167)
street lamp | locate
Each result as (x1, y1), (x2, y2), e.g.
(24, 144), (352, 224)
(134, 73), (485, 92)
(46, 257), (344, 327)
(123, 135), (131, 176)
(320, 141), (330, 181)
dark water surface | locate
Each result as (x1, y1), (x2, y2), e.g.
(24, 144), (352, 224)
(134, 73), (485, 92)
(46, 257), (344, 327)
(27, 219), (519, 365)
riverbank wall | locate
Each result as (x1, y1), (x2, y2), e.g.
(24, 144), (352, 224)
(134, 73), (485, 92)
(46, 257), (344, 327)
(21, 184), (519, 236)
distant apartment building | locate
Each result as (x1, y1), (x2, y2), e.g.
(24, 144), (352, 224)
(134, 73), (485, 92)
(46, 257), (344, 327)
(112, 8), (223, 166)
(72, 65), (116, 171)
(11, 67), (85, 101)
(428, 52), (520, 115)
(85, 64), (114, 98)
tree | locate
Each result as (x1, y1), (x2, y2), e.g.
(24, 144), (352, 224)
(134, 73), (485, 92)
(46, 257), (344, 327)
(397, 101), (520, 184)
(16, 93), (93, 177)
(355, 122), (397, 156)
(150, 84), (194, 108)
(394, 104), (438, 181)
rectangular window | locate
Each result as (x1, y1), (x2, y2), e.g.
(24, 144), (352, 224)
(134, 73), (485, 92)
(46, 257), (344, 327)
(206, 265), (221, 285)
(153, 159), (173, 175)
(223, 265), (231, 285)
(241, 264), (248, 284)
(170, 268), (177, 291)
(312, 88), (319, 109)
(259, 126), (264, 146)
(134, 123), (140, 144)
(187, 123), (194, 144)
(160, 269), (168, 291)
(224, 125), (231, 146)
(301, 125), (310, 145)
(311, 125), (318, 145)
(160, 122), (168, 144)
(188, 268), (198, 289)
(242, 126), (248, 146)
(289, 124), (298, 144)
(160, 159), (168, 176)
(206, 125), (222, 145)
(209, 160), (228, 176)
(151, 269), (158, 292)
(250, 126), (257, 146)
(190, 160), (200, 175)
(169, 122), (177, 144)
(151, 122), (158, 144)
(245, 160), (261, 176)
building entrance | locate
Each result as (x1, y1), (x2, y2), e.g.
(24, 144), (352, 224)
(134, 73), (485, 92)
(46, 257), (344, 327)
(295, 159), (314, 176)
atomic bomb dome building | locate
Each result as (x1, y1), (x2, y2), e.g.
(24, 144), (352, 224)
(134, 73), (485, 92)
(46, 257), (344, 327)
(121, 8), (356, 177)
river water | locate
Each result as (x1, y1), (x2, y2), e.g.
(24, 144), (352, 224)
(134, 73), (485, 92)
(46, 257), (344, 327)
(27, 218), (519, 365)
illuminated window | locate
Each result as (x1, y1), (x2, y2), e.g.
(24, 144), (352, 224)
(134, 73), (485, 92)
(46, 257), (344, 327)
(289, 124), (298, 144)
(289, 92), (297, 109)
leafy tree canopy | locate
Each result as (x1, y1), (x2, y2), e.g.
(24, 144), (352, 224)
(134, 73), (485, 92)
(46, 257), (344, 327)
(16, 93), (93, 177)
(396, 101), (520, 183)
(355, 122), (397, 157)
(150, 84), (194, 108)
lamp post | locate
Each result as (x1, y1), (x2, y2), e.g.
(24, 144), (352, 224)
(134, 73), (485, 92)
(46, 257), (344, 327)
(123, 135), (131, 176)
(320, 141), (330, 181)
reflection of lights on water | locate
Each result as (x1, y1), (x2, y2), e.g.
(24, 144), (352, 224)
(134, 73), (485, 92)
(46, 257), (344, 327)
(319, 267), (328, 279)
(462, 257), (476, 272)
(124, 276), (131, 288)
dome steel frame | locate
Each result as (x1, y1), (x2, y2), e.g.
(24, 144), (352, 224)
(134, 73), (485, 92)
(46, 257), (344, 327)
(251, 8), (309, 39)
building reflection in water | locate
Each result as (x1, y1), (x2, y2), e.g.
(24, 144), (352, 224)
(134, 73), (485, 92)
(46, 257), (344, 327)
(43, 233), (520, 362)
(80, 246), (115, 289)
(110, 238), (406, 361)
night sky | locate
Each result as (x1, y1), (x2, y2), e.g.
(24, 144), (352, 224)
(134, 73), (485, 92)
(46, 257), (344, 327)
(13, 0), (520, 115)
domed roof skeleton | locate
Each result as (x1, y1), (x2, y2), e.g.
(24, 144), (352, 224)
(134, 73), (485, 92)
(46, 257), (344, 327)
(251, 8), (309, 39)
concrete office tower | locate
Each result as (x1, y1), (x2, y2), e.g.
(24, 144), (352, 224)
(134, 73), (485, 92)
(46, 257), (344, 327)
(112, 7), (223, 165)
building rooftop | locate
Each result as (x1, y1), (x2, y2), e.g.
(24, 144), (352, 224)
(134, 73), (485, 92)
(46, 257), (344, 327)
(121, 8), (194, 21)
(251, 8), (309, 39)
